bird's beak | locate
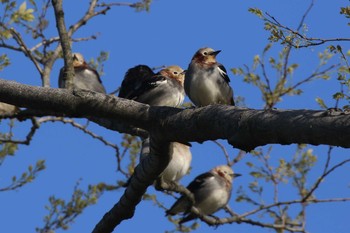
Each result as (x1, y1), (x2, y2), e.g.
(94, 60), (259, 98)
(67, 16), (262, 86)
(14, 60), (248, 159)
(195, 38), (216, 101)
(233, 173), (242, 178)
(210, 50), (221, 57)
(73, 54), (78, 61)
(181, 70), (186, 75)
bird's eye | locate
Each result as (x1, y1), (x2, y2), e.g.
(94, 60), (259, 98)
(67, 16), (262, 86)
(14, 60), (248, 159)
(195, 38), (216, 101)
(173, 71), (178, 75)
(203, 51), (208, 56)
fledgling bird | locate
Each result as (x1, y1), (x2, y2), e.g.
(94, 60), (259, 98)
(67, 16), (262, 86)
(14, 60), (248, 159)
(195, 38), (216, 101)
(119, 65), (186, 107)
(166, 165), (241, 224)
(184, 47), (235, 106)
(140, 139), (192, 184)
(58, 53), (106, 94)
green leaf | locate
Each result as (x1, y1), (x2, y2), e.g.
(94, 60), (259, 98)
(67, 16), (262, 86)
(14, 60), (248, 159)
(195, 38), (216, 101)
(315, 97), (327, 109)
(18, 1), (26, 13)
(340, 6), (350, 19)
(250, 171), (264, 178)
(248, 8), (263, 18)
(263, 43), (272, 54)
(333, 92), (344, 100)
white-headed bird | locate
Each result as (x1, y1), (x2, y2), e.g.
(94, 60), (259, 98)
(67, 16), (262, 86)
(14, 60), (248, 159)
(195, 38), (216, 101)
(166, 165), (240, 224)
(119, 65), (185, 107)
(59, 53), (106, 94)
(184, 47), (234, 106)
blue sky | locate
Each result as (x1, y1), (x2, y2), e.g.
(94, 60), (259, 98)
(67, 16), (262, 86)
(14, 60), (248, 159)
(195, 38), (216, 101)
(1, 0), (350, 232)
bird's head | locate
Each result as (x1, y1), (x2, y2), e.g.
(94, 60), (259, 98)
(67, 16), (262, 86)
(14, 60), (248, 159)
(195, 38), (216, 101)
(159, 65), (186, 86)
(191, 47), (221, 66)
(72, 53), (85, 67)
(213, 165), (241, 183)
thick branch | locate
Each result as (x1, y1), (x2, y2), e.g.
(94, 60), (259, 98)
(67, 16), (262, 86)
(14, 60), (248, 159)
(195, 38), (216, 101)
(92, 136), (171, 233)
(0, 79), (350, 152)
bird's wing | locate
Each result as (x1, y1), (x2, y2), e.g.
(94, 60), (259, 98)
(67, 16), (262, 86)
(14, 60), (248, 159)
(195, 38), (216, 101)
(129, 74), (167, 101)
(187, 172), (214, 192)
(217, 63), (230, 83)
(119, 65), (155, 98)
(74, 63), (103, 84)
(166, 172), (214, 216)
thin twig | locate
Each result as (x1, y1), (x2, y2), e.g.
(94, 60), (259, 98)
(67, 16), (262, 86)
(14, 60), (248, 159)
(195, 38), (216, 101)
(38, 116), (119, 150)
(302, 158), (350, 201)
(0, 118), (39, 145)
(30, 34), (99, 52)
(281, 63), (339, 96)
(212, 140), (231, 164)
(0, 23), (43, 74)
(264, 9), (350, 48)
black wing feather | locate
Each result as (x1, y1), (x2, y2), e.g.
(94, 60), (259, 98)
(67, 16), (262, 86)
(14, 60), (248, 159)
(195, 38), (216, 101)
(217, 63), (230, 83)
(128, 74), (166, 101)
(187, 172), (214, 192)
(119, 65), (155, 98)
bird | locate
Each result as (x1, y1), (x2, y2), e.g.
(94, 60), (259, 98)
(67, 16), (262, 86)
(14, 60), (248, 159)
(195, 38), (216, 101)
(166, 165), (241, 224)
(119, 65), (186, 107)
(0, 102), (19, 115)
(161, 142), (192, 183)
(184, 47), (235, 106)
(58, 53), (106, 94)
(140, 138), (192, 184)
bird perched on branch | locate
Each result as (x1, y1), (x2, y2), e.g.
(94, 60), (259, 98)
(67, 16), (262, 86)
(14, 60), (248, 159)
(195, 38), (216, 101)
(140, 139), (192, 185)
(166, 165), (241, 224)
(59, 53), (106, 94)
(184, 47), (234, 106)
(119, 65), (186, 107)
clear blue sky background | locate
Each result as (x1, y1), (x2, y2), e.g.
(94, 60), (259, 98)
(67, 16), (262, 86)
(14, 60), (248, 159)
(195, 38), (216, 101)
(1, 0), (350, 232)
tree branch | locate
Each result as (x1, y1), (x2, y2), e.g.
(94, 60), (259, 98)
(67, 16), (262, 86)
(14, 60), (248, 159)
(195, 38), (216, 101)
(92, 136), (171, 233)
(51, 0), (74, 89)
(0, 79), (350, 151)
